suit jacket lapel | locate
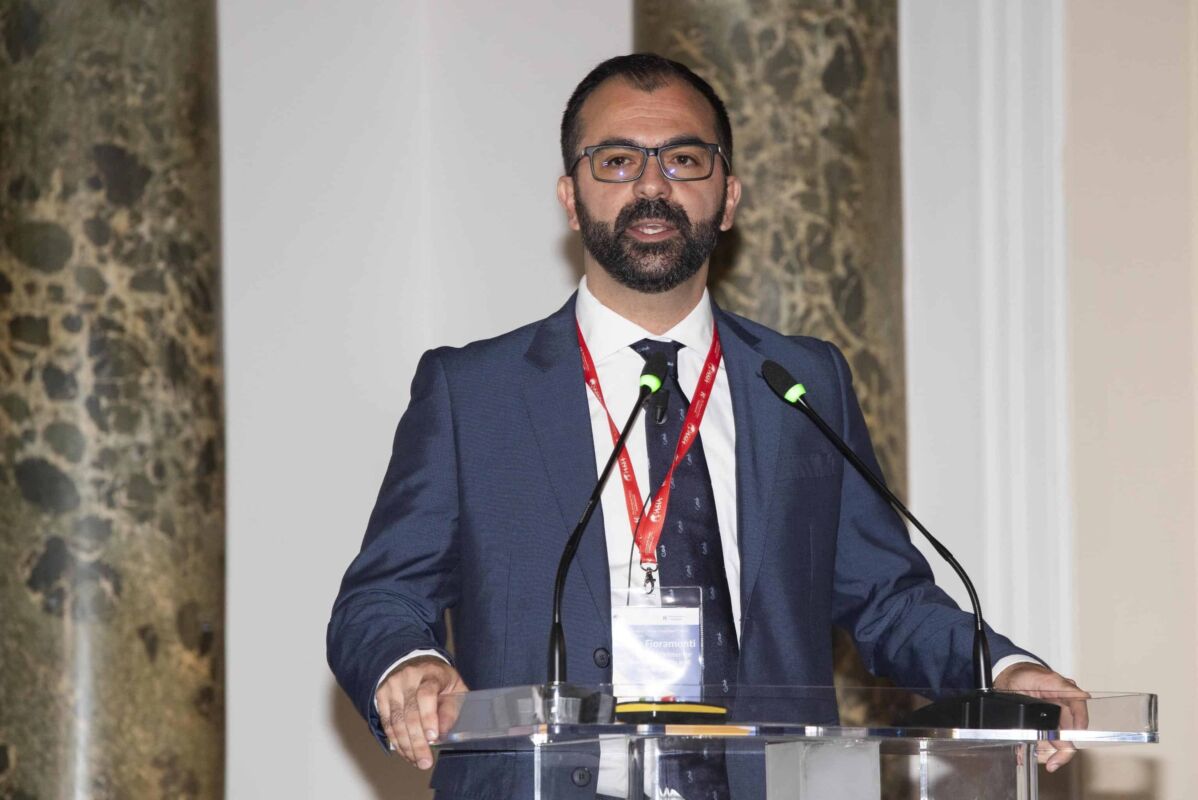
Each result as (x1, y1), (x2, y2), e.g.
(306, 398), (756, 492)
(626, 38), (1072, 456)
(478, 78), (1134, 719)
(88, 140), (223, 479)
(715, 307), (783, 617)
(521, 295), (611, 633)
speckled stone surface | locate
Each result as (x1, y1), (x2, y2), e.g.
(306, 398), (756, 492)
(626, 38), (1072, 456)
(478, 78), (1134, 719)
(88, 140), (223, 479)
(636, 0), (910, 724)
(0, 1), (223, 796)
(636, 0), (906, 492)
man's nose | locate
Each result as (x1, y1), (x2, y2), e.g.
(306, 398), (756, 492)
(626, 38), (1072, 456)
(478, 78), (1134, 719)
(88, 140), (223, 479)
(633, 154), (672, 199)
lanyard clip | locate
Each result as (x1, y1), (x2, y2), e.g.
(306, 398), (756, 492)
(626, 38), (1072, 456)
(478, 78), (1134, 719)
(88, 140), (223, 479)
(641, 564), (657, 595)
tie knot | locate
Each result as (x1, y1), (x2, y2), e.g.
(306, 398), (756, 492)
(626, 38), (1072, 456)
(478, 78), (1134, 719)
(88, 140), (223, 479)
(632, 338), (683, 378)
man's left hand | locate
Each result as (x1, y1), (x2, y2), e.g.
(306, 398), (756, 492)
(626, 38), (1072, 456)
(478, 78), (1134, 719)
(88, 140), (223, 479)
(994, 662), (1090, 772)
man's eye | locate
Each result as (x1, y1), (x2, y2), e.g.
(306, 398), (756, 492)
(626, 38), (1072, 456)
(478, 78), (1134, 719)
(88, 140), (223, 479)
(604, 156), (632, 167)
(670, 155), (696, 166)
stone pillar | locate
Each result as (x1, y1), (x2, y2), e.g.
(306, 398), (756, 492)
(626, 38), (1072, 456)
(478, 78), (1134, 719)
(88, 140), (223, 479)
(0, 2), (223, 796)
(636, 0), (908, 721)
(636, 0), (906, 491)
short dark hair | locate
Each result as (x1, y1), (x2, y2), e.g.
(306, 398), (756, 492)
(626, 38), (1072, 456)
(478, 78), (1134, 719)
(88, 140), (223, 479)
(560, 53), (734, 175)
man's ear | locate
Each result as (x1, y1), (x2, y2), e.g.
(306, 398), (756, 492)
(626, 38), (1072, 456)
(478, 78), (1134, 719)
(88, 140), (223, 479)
(557, 175), (581, 231)
(720, 174), (742, 231)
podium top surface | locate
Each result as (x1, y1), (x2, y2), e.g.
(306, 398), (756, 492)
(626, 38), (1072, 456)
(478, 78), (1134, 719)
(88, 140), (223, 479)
(434, 684), (1157, 752)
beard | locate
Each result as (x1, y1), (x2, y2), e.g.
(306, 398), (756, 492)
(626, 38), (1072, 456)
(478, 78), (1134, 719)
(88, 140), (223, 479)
(576, 191), (724, 294)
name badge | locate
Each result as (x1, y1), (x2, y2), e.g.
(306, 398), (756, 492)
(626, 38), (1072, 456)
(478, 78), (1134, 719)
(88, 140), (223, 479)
(611, 586), (703, 701)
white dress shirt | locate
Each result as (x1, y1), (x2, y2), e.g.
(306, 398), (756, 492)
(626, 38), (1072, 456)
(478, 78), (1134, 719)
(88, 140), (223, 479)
(575, 277), (744, 634)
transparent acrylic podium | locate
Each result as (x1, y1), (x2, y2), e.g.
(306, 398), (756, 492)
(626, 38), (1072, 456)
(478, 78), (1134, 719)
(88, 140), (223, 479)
(433, 684), (1156, 799)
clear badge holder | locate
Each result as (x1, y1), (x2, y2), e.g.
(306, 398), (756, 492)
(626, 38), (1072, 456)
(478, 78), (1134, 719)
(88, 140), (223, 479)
(611, 585), (703, 701)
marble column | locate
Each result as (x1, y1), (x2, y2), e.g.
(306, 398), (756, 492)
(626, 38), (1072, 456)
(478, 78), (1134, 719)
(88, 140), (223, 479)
(636, 0), (908, 720)
(636, 0), (905, 490)
(0, 1), (223, 796)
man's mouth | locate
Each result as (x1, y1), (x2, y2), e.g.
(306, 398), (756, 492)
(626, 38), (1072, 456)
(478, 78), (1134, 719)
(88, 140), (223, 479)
(624, 219), (679, 241)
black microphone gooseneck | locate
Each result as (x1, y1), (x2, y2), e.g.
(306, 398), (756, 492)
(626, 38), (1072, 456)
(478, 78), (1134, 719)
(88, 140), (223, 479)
(761, 361), (993, 689)
(760, 359), (1060, 730)
(547, 352), (668, 686)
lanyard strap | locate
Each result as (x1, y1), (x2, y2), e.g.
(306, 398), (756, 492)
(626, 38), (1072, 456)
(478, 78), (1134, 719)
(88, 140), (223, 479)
(576, 322), (723, 569)
(577, 324), (649, 543)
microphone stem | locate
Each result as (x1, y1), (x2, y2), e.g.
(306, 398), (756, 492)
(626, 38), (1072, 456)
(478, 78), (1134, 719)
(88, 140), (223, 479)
(548, 384), (653, 685)
(793, 397), (994, 691)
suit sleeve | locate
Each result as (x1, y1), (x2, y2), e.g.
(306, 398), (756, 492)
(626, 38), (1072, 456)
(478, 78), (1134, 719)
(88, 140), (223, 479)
(822, 341), (1038, 690)
(327, 348), (461, 746)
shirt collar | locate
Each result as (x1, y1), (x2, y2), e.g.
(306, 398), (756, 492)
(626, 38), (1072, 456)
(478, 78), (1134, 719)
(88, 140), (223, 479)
(575, 275), (715, 362)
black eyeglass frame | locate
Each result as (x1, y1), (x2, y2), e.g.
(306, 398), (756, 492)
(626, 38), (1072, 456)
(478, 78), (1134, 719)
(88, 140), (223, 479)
(569, 142), (732, 183)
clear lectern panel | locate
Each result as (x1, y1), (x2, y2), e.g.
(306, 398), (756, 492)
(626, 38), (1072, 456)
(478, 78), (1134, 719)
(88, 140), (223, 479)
(432, 685), (1156, 800)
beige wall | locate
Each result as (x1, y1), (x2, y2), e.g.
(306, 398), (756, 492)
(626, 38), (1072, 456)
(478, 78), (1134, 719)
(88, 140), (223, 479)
(1066, 1), (1198, 797)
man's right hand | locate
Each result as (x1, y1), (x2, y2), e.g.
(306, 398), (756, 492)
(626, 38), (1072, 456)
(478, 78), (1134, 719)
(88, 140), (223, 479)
(376, 655), (469, 770)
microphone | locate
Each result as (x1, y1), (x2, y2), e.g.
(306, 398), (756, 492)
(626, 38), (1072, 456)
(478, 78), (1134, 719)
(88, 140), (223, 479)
(761, 360), (1060, 730)
(547, 352), (668, 688)
(651, 388), (671, 425)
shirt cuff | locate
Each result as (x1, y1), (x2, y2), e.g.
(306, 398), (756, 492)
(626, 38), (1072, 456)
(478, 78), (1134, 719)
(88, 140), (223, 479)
(992, 654), (1045, 679)
(372, 649), (451, 712)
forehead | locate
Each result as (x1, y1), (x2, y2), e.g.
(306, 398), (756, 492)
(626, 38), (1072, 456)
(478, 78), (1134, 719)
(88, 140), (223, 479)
(577, 78), (719, 146)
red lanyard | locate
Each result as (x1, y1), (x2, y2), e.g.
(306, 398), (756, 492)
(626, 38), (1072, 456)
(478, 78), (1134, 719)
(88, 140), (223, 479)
(576, 322), (723, 573)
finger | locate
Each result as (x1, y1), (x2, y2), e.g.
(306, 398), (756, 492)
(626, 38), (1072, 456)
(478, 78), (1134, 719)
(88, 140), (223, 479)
(404, 685), (435, 770)
(439, 689), (465, 736)
(437, 673), (468, 734)
(1044, 689), (1085, 772)
(390, 702), (417, 765)
(1056, 678), (1090, 728)
(416, 678), (443, 745)
(1052, 689), (1088, 741)
(377, 693), (397, 752)
(1046, 740), (1077, 772)
(1069, 695), (1090, 731)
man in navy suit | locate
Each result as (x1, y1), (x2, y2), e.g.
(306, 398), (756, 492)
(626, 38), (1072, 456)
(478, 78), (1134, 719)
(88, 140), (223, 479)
(327, 54), (1083, 797)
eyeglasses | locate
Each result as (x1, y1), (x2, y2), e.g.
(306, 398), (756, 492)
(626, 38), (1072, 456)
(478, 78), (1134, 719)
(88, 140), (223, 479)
(570, 142), (730, 183)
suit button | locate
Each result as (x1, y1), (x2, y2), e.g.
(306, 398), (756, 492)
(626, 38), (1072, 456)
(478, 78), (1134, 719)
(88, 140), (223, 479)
(571, 766), (592, 787)
(593, 647), (610, 668)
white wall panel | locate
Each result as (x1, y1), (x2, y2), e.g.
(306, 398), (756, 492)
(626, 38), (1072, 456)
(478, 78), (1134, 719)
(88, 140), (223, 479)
(900, 0), (1072, 673)
(219, 3), (631, 796)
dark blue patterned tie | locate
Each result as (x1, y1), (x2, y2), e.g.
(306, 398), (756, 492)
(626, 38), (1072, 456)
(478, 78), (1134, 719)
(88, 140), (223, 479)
(633, 339), (736, 800)
(632, 339), (739, 699)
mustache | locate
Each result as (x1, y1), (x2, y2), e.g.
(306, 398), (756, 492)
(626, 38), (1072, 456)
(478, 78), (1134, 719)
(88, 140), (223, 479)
(614, 198), (692, 235)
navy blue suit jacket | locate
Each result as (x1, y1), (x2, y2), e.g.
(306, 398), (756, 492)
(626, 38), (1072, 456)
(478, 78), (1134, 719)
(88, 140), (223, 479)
(327, 296), (1029, 797)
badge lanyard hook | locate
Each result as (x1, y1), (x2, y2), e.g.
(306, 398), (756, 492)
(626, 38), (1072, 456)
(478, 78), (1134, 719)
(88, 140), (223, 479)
(642, 564), (658, 595)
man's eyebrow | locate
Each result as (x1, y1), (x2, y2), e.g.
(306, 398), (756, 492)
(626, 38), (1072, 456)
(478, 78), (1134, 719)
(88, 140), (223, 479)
(592, 134), (711, 149)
